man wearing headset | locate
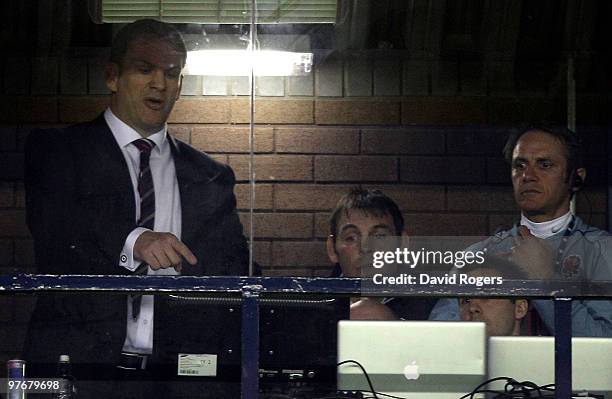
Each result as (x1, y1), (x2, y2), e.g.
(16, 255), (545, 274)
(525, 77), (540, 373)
(431, 126), (612, 336)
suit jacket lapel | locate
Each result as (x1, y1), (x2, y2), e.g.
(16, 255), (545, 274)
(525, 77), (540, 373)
(168, 136), (219, 262)
(83, 114), (135, 220)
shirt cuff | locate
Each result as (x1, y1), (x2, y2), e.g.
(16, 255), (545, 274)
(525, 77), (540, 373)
(120, 227), (151, 272)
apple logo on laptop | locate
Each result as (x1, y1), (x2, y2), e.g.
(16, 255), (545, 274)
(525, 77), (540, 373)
(403, 361), (420, 380)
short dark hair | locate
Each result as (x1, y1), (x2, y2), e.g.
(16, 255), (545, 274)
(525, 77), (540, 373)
(463, 255), (529, 303)
(502, 125), (585, 177)
(110, 19), (187, 68)
(329, 188), (404, 240)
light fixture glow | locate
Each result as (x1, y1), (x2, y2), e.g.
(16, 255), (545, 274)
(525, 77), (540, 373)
(185, 50), (313, 76)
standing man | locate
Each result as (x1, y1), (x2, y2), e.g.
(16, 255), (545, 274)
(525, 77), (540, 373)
(327, 188), (436, 320)
(23, 18), (249, 392)
(431, 126), (612, 336)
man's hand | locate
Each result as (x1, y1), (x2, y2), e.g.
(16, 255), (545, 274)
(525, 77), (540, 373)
(350, 298), (398, 321)
(134, 231), (197, 272)
(509, 226), (554, 279)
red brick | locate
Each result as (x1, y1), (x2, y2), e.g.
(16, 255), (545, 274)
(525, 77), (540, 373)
(402, 97), (487, 124)
(276, 183), (443, 215)
(489, 214), (518, 235)
(447, 186), (517, 212)
(361, 128), (445, 154)
(0, 183), (14, 207)
(446, 127), (508, 155)
(486, 98), (523, 124)
(15, 183), (25, 208)
(487, 157), (511, 184)
(271, 241), (329, 267)
(404, 213), (488, 236)
(14, 239), (34, 266)
(235, 184), (273, 210)
(400, 156), (485, 184)
(0, 97), (58, 123)
(191, 126), (273, 153)
(167, 124), (191, 143)
(59, 96), (108, 123)
(315, 100), (400, 125)
(0, 211), (29, 237)
(230, 99), (314, 124)
(251, 241), (271, 268)
(255, 99), (313, 124)
(239, 213), (312, 239)
(363, 185), (445, 211)
(315, 156), (397, 182)
(274, 184), (353, 211)
(229, 155), (312, 181)
(0, 239), (12, 265)
(275, 127), (359, 154)
(521, 99), (565, 124)
(314, 213), (331, 238)
(229, 99), (250, 124)
(209, 154), (228, 164)
(169, 98), (231, 123)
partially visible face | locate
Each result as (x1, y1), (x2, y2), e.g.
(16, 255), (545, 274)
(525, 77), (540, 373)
(460, 297), (519, 336)
(459, 269), (527, 336)
(327, 210), (396, 278)
(511, 130), (572, 222)
(106, 37), (184, 136)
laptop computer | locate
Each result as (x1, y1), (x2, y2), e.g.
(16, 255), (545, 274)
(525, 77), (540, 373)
(488, 336), (612, 396)
(337, 321), (487, 399)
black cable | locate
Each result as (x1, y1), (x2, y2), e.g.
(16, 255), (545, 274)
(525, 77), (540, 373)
(461, 376), (559, 399)
(459, 377), (518, 399)
(370, 392), (409, 399)
(337, 360), (380, 399)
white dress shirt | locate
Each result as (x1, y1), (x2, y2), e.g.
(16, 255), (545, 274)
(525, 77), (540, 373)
(104, 108), (182, 354)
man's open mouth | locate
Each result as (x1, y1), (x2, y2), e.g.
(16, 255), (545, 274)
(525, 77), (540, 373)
(144, 98), (164, 110)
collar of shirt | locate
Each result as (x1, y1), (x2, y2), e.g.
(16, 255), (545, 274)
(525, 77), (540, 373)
(520, 211), (573, 239)
(104, 108), (167, 153)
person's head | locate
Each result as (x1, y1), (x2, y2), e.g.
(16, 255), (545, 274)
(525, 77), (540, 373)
(459, 257), (529, 336)
(503, 126), (586, 222)
(327, 188), (404, 277)
(106, 19), (187, 137)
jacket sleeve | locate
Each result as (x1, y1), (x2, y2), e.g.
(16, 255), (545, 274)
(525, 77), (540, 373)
(25, 129), (134, 275)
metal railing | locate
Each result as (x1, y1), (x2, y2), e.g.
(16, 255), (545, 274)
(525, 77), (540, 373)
(3, 274), (612, 399)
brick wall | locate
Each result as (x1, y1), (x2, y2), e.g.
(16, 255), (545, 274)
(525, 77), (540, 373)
(0, 48), (609, 363)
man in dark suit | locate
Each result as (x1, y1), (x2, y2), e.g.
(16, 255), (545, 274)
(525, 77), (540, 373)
(23, 19), (248, 397)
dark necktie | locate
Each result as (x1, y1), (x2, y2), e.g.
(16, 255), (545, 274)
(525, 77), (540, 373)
(132, 138), (156, 320)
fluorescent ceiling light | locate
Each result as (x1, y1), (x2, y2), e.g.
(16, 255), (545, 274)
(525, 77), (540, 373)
(185, 50), (313, 76)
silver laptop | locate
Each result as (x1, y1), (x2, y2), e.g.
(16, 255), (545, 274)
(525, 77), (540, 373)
(488, 336), (612, 396)
(337, 321), (487, 399)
